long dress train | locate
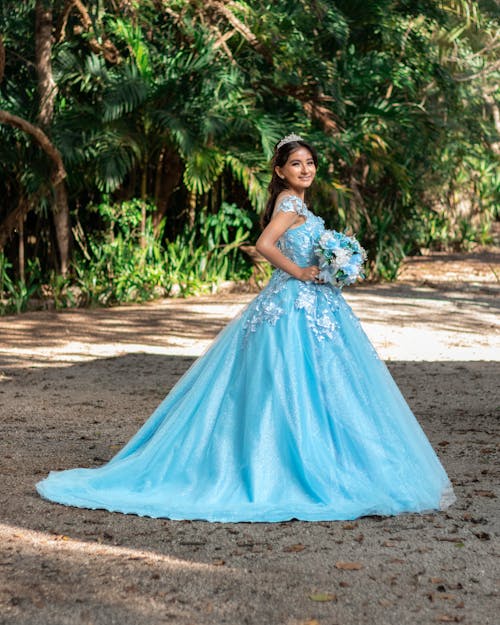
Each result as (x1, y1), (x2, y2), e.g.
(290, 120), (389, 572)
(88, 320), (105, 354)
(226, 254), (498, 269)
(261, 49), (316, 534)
(36, 195), (456, 522)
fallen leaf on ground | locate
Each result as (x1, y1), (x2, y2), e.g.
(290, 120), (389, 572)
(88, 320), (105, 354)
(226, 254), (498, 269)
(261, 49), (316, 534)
(212, 559), (225, 566)
(283, 543), (306, 552)
(430, 577), (445, 584)
(474, 490), (496, 498)
(341, 522), (358, 529)
(31, 597), (45, 608)
(472, 531), (490, 540)
(435, 615), (464, 622)
(309, 592), (337, 602)
(335, 561), (363, 570)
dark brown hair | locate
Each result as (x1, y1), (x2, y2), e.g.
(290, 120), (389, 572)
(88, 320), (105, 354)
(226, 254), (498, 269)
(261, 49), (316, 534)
(261, 139), (318, 228)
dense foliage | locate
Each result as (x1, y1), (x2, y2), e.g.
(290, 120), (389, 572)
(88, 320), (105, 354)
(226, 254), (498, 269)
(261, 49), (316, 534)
(0, 0), (498, 312)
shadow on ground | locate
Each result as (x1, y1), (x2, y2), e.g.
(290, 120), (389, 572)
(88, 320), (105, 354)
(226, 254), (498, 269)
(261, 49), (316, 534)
(0, 353), (498, 625)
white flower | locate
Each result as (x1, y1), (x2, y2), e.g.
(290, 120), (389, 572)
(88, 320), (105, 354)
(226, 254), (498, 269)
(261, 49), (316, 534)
(319, 231), (336, 245)
(333, 248), (352, 267)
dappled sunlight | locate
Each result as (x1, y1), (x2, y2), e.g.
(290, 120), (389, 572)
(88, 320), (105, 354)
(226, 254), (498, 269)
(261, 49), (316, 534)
(0, 285), (498, 370)
(0, 296), (249, 369)
(398, 249), (500, 285)
(0, 339), (213, 369)
(0, 521), (242, 624)
(343, 285), (499, 361)
(0, 521), (227, 572)
(0, 293), (498, 625)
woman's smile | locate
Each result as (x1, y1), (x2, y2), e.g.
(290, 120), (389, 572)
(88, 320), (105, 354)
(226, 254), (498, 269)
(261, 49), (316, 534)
(275, 147), (317, 196)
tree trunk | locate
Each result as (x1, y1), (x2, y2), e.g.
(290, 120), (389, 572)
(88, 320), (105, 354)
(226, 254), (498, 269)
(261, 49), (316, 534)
(0, 195), (30, 254)
(484, 89), (500, 155)
(153, 147), (183, 234)
(187, 190), (197, 229)
(35, 0), (72, 276)
(35, 2), (57, 128)
(0, 110), (66, 185)
(0, 35), (5, 84)
(140, 163), (148, 249)
(53, 183), (71, 276)
(18, 215), (25, 282)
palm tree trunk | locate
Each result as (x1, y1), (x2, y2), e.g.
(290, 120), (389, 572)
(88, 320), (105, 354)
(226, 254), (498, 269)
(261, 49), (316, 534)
(0, 35), (5, 84)
(18, 215), (25, 283)
(484, 89), (500, 155)
(53, 183), (71, 276)
(188, 190), (197, 229)
(35, 0), (71, 276)
(140, 163), (148, 249)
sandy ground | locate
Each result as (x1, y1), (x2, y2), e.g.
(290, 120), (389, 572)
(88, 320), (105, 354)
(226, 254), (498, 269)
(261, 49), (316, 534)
(0, 250), (499, 625)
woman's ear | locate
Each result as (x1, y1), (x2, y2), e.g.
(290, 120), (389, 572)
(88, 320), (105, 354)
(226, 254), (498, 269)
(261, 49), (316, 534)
(275, 166), (285, 180)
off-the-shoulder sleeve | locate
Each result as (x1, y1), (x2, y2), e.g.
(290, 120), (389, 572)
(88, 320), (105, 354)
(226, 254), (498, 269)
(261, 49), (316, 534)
(275, 195), (306, 216)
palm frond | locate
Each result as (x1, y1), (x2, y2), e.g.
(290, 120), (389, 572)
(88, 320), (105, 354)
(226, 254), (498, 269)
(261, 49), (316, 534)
(183, 147), (225, 194)
(102, 64), (149, 122)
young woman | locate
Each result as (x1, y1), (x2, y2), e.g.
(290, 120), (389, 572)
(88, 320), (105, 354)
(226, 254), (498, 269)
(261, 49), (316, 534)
(37, 135), (456, 522)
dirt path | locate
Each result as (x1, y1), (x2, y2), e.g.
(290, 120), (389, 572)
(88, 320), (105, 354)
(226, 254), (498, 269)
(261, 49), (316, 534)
(0, 251), (498, 625)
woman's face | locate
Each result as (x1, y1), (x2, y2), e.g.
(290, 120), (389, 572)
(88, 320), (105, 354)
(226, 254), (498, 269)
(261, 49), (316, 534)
(276, 147), (316, 192)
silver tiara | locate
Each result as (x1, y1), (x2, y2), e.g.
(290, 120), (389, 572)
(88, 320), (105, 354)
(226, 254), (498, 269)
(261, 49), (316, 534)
(276, 133), (304, 150)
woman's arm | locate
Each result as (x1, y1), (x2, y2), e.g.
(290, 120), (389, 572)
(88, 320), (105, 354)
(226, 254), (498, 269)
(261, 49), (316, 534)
(255, 212), (320, 282)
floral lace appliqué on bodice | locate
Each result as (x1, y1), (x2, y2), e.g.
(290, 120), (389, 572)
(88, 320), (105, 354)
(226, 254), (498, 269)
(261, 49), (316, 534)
(243, 195), (344, 342)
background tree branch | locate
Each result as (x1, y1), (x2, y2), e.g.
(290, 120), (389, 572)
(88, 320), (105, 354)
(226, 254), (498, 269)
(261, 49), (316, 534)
(0, 110), (66, 185)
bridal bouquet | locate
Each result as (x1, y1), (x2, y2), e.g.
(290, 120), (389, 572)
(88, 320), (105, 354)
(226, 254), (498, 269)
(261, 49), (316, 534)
(314, 229), (367, 287)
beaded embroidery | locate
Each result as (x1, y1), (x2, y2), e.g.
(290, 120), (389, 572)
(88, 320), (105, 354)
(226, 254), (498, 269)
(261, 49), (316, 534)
(243, 196), (342, 342)
(294, 282), (339, 341)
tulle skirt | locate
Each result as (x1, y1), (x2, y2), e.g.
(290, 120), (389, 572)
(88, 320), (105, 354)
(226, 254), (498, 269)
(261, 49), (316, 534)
(36, 280), (456, 521)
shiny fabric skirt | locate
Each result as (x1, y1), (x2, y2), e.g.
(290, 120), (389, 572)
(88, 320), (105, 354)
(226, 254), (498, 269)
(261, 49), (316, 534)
(36, 280), (456, 521)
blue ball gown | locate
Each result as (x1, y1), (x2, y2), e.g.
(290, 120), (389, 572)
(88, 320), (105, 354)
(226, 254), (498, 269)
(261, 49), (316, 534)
(36, 195), (456, 522)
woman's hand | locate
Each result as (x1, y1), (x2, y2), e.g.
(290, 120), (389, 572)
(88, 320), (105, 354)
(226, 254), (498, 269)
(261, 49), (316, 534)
(297, 265), (323, 282)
